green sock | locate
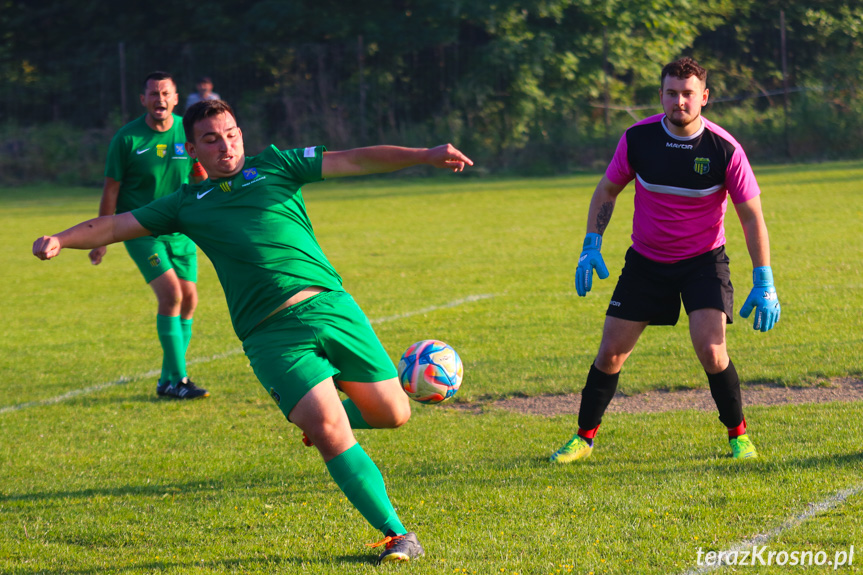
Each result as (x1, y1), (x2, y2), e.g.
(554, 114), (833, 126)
(325, 443), (406, 535)
(180, 317), (194, 354)
(156, 314), (187, 384)
(342, 398), (373, 430)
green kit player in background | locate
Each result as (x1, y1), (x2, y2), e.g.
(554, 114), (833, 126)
(92, 71), (210, 400)
(33, 99), (473, 563)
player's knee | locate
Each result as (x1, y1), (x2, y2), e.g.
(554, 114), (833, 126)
(181, 292), (198, 316)
(155, 288), (183, 309)
(390, 397), (411, 428)
(305, 413), (351, 445)
(367, 395), (411, 429)
(696, 344), (727, 373)
(594, 350), (627, 374)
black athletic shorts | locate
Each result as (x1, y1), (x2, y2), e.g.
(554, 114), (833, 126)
(606, 246), (734, 326)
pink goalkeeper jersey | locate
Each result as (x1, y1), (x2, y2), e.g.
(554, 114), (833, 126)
(605, 114), (761, 263)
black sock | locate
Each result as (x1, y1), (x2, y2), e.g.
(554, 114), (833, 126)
(706, 359), (744, 429)
(578, 363), (620, 431)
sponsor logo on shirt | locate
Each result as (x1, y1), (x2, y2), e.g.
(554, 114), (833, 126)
(156, 144), (167, 158)
(304, 146), (316, 158)
(136, 147), (151, 155)
(269, 387), (281, 406)
(148, 253), (161, 267)
(241, 175), (267, 188)
(174, 144), (186, 155)
(666, 142), (694, 150)
(219, 181), (233, 192)
(243, 168), (258, 180)
(693, 157), (711, 175)
(197, 187), (215, 199)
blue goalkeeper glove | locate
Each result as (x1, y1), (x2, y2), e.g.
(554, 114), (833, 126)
(574, 233), (609, 297)
(740, 266), (781, 332)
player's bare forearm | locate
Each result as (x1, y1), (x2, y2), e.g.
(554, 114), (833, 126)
(735, 196), (771, 268)
(586, 176), (625, 235)
(322, 144), (473, 178)
(742, 222), (770, 268)
(90, 178), (123, 264)
(98, 177), (121, 218)
(33, 213), (150, 261)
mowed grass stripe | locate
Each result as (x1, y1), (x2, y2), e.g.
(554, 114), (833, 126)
(0, 294), (496, 414)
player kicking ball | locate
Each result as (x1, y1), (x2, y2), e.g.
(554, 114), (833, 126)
(550, 57), (780, 464)
(33, 99), (473, 563)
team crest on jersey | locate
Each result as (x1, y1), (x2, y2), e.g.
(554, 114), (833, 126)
(219, 181), (233, 192)
(156, 144), (167, 158)
(694, 157), (711, 175)
(174, 144), (186, 155)
(269, 387), (281, 406)
(148, 253), (161, 267)
(243, 168), (258, 180)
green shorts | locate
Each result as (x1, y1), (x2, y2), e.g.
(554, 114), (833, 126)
(124, 234), (198, 284)
(242, 290), (397, 419)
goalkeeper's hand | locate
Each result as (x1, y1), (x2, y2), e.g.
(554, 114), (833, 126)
(740, 266), (781, 332)
(574, 233), (609, 297)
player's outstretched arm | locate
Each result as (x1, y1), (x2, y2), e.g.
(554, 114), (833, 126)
(33, 212), (151, 261)
(89, 177), (122, 265)
(321, 144), (473, 178)
(734, 196), (780, 331)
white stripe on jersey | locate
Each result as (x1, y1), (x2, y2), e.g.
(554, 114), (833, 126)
(636, 174), (724, 198)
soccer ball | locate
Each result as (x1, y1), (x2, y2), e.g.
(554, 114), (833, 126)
(397, 340), (463, 404)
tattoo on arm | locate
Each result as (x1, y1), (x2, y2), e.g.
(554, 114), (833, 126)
(595, 201), (614, 234)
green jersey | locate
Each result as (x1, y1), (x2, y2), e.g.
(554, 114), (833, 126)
(104, 114), (193, 214)
(131, 145), (343, 340)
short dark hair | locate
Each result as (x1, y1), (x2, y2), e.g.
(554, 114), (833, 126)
(183, 99), (236, 142)
(196, 76), (213, 85)
(661, 57), (707, 88)
(142, 71), (176, 93)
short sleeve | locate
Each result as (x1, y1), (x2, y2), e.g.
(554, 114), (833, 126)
(130, 190), (184, 236)
(605, 131), (635, 187)
(104, 133), (127, 181)
(725, 147), (761, 204)
(275, 145), (326, 184)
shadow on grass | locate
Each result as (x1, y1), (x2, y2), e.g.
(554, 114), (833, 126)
(764, 450), (863, 470)
(643, 450), (863, 480)
(0, 480), (230, 503)
(0, 473), (332, 504)
(9, 553), (374, 574)
(412, 447), (863, 484)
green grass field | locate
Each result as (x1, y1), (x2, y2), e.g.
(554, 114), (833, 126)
(2, 162), (862, 573)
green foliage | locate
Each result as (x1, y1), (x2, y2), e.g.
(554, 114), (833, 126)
(2, 0), (863, 177)
(0, 122), (112, 186)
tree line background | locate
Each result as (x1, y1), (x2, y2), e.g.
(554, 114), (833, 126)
(1, 0), (862, 184)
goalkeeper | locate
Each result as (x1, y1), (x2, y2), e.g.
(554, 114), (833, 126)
(34, 99), (472, 563)
(550, 57), (780, 464)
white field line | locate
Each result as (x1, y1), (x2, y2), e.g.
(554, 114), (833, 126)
(369, 293), (495, 324)
(0, 293), (496, 415)
(681, 483), (863, 575)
